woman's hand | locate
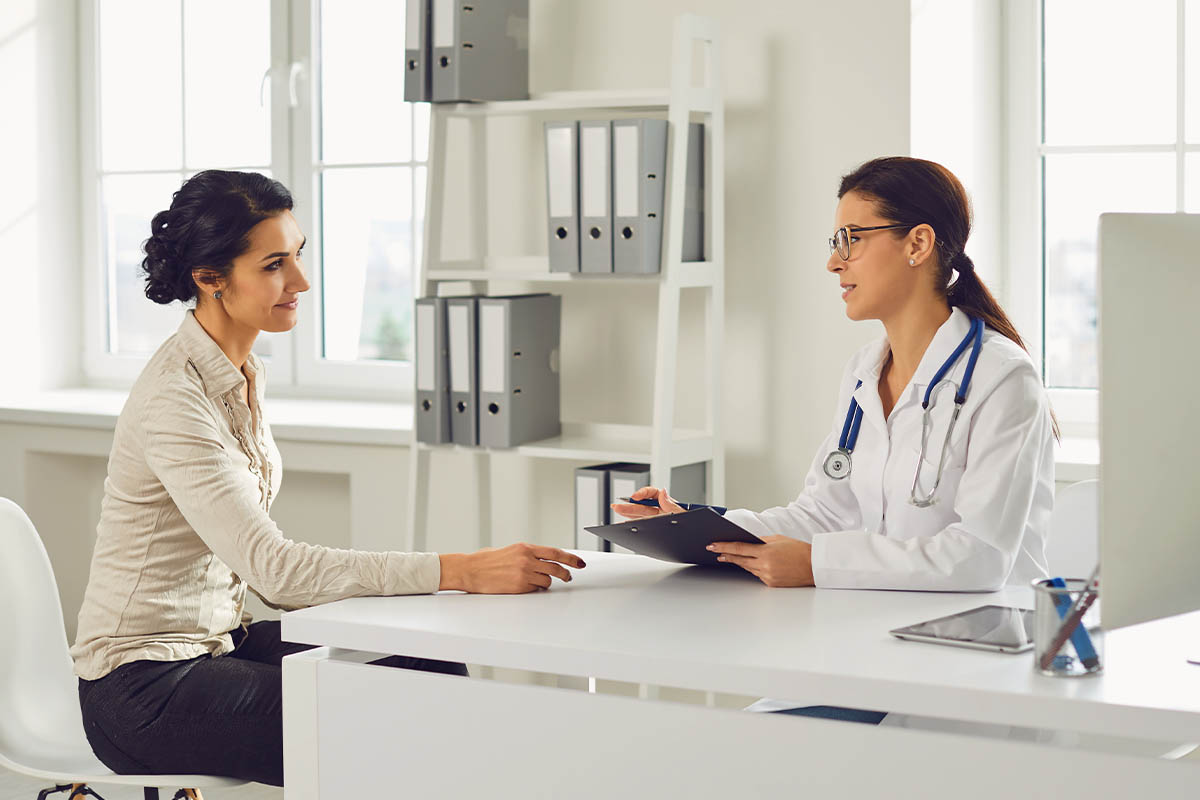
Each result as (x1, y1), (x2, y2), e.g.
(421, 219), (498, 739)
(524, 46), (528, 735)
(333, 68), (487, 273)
(438, 544), (585, 594)
(707, 535), (814, 587)
(610, 486), (686, 520)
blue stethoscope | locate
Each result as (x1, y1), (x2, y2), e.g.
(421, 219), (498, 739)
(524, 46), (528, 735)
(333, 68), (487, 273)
(822, 317), (984, 508)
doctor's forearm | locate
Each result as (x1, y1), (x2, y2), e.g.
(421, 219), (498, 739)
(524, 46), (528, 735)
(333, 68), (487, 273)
(810, 531), (1012, 591)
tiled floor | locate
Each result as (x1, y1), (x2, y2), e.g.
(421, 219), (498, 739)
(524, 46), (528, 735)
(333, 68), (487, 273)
(0, 769), (282, 800)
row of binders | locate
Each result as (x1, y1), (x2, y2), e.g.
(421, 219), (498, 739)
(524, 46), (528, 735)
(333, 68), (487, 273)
(404, 0), (529, 103)
(415, 293), (561, 448)
(575, 461), (707, 551)
(545, 119), (705, 274)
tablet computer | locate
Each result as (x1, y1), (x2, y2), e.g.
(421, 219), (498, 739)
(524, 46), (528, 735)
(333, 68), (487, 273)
(889, 605), (1035, 653)
(584, 507), (763, 567)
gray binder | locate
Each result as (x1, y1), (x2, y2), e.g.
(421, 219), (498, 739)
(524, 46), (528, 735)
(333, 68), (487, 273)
(606, 461), (707, 552)
(477, 293), (562, 448)
(613, 120), (706, 273)
(414, 297), (450, 443)
(431, 0), (529, 103)
(682, 121), (705, 262)
(574, 463), (620, 552)
(579, 120), (613, 273)
(545, 121), (580, 272)
(404, 0), (431, 102)
(446, 296), (480, 446)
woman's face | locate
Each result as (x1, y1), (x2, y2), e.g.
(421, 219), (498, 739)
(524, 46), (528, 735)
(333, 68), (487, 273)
(211, 210), (310, 333)
(825, 191), (920, 323)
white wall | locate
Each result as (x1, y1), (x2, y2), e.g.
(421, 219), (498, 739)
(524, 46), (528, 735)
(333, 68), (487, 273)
(2, 0), (911, 635)
(531, 0), (909, 513)
(910, 0), (1005, 298)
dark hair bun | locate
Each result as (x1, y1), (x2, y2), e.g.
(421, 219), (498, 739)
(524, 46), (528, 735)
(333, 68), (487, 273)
(143, 209), (197, 305)
(140, 170), (294, 306)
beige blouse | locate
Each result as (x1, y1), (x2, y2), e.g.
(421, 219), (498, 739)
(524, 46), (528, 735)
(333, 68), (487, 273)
(71, 311), (440, 681)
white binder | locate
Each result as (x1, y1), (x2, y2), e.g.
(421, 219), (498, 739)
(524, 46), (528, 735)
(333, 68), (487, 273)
(612, 119), (668, 274)
(545, 121), (580, 273)
(612, 119), (705, 273)
(477, 293), (561, 448)
(446, 296), (480, 446)
(414, 297), (450, 443)
(430, 0), (529, 103)
(574, 464), (615, 552)
(579, 120), (613, 273)
(404, 0), (431, 102)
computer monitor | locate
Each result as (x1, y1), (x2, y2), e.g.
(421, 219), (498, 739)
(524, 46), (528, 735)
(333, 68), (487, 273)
(1098, 212), (1200, 631)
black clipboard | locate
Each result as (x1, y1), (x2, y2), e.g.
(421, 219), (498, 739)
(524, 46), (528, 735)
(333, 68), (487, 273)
(585, 507), (764, 567)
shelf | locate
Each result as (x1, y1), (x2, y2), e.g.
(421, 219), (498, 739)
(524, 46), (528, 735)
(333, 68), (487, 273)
(433, 88), (717, 116)
(417, 422), (714, 465)
(409, 15), (726, 551)
(434, 89), (671, 116)
(427, 259), (720, 286)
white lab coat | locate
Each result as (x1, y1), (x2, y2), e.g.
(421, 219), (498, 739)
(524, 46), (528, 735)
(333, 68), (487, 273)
(724, 307), (1055, 592)
(738, 307), (1056, 718)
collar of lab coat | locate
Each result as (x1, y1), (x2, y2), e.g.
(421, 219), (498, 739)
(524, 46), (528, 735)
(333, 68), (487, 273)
(849, 307), (974, 427)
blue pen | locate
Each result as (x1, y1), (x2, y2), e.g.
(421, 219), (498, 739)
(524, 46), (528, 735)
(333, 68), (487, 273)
(1048, 577), (1100, 670)
(618, 497), (728, 515)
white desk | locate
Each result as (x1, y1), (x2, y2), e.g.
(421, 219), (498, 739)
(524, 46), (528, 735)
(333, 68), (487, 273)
(281, 552), (1200, 799)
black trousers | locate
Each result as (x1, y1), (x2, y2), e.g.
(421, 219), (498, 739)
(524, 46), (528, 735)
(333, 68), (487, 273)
(78, 621), (468, 787)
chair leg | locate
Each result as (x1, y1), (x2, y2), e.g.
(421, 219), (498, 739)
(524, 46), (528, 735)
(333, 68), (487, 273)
(170, 791), (203, 800)
(68, 785), (108, 800)
(36, 784), (74, 800)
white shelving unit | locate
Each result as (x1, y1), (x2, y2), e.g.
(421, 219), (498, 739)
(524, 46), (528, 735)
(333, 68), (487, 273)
(406, 14), (725, 554)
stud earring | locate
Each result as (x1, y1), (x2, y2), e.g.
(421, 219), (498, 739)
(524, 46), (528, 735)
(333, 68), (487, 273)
(908, 259), (915, 266)
(214, 291), (223, 300)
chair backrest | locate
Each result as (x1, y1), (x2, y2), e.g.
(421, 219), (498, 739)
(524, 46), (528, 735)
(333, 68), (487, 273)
(1045, 479), (1099, 580)
(0, 498), (91, 761)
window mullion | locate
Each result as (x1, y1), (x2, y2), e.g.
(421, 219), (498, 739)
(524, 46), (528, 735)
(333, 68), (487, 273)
(290, 0), (322, 389)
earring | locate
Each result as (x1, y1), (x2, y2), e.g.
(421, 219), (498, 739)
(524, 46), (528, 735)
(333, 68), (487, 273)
(214, 291), (223, 300)
(908, 259), (915, 266)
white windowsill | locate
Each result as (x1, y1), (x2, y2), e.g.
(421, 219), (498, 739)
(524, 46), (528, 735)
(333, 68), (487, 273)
(0, 388), (414, 447)
(1055, 436), (1099, 483)
(0, 389), (1103, 480)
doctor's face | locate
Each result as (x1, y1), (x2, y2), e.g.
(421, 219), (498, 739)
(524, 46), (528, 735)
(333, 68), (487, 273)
(826, 191), (918, 323)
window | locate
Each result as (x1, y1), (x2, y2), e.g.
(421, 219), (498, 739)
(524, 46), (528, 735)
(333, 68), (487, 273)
(82, 0), (427, 397)
(1008, 0), (1195, 422)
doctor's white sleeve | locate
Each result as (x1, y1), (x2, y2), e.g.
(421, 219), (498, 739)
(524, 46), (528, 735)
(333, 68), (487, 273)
(810, 365), (1054, 591)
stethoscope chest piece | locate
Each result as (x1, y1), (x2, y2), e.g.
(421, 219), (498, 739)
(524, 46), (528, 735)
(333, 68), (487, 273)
(823, 448), (852, 480)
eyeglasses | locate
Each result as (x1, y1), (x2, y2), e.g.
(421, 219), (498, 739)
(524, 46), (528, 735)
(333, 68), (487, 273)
(828, 224), (915, 261)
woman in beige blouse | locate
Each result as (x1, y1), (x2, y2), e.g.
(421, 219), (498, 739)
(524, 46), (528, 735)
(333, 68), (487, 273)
(71, 170), (584, 788)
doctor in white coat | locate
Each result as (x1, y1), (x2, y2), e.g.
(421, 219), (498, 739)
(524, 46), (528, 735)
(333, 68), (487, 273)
(615, 155), (1057, 595)
(614, 156), (1058, 725)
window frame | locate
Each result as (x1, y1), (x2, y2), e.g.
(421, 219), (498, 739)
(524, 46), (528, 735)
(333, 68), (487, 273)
(1005, 0), (1193, 437)
(79, 0), (418, 401)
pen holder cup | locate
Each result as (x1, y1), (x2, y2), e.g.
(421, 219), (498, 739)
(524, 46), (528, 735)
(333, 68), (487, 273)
(1032, 578), (1103, 677)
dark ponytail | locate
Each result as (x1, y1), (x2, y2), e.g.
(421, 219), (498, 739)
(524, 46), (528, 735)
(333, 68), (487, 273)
(838, 156), (1059, 439)
(142, 170), (294, 305)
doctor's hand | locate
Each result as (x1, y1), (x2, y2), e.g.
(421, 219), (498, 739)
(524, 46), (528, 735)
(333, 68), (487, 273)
(707, 536), (815, 588)
(438, 544), (585, 594)
(610, 486), (685, 520)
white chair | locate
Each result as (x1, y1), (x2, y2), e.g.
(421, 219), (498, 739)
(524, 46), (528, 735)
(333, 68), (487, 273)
(0, 498), (246, 800)
(1046, 478), (1099, 579)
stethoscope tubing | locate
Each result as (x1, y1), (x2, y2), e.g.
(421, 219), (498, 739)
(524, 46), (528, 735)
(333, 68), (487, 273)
(825, 317), (984, 506)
